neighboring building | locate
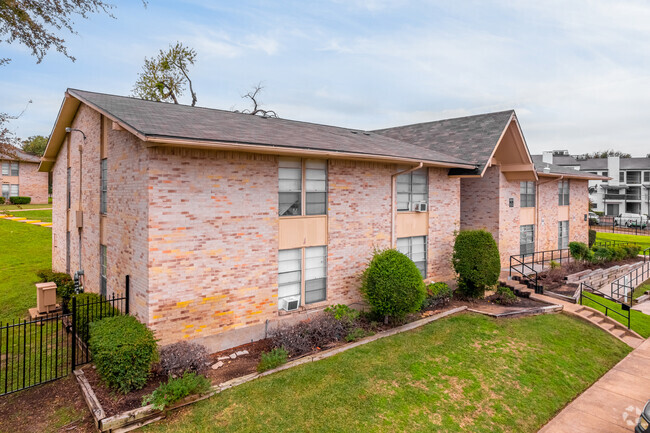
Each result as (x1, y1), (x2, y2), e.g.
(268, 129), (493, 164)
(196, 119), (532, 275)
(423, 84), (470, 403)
(534, 151), (650, 216)
(0, 147), (49, 204)
(39, 89), (603, 351)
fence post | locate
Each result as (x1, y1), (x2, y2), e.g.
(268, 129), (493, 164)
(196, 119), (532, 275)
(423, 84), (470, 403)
(125, 275), (130, 315)
(71, 296), (76, 372)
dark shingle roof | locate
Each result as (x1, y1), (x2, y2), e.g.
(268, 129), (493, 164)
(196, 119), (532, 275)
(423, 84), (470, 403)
(372, 110), (515, 175)
(531, 155), (608, 179)
(0, 146), (41, 163)
(68, 89), (474, 167)
(550, 155), (580, 166)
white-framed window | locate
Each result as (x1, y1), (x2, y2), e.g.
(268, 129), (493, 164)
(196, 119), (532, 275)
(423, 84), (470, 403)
(100, 159), (107, 214)
(558, 180), (570, 206)
(278, 245), (327, 309)
(1, 161), (8, 176)
(520, 225), (535, 256)
(396, 168), (428, 211)
(397, 236), (427, 278)
(1, 184), (9, 199)
(100, 244), (107, 297)
(10, 162), (18, 176)
(558, 220), (569, 249)
(279, 158), (327, 216)
(520, 181), (535, 208)
(9, 184), (18, 197)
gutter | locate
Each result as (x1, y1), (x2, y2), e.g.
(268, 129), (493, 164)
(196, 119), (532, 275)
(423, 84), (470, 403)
(391, 162), (423, 247)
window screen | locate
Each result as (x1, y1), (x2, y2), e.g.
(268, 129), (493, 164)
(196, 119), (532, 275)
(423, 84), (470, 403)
(396, 168), (428, 211)
(1, 162), (8, 176)
(278, 158), (302, 216)
(558, 180), (570, 206)
(520, 225), (535, 256)
(278, 248), (301, 307)
(9, 184), (18, 197)
(520, 181), (535, 208)
(305, 246), (327, 304)
(10, 162), (18, 176)
(397, 236), (427, 278)
(305, 160), (327, 215)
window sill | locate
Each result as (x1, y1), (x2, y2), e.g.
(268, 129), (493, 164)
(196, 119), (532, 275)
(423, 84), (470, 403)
(277, 300), (328, 316)
(279, 214), (327, 219)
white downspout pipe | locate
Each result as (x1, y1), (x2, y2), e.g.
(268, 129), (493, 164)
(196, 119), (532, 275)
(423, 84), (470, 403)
(391, 162), (423, 248)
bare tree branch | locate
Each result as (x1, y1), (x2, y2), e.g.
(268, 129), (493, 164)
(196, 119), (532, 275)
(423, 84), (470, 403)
(236, 83), (278, 118)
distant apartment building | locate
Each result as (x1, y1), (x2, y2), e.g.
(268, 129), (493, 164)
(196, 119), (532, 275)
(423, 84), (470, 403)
(0, 148), (49, 204)
(533, 151), (650, 216)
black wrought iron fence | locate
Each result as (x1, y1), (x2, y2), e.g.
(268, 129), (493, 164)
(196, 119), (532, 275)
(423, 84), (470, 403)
(0, 288), (128, 396)
(591, 215), (650, 236)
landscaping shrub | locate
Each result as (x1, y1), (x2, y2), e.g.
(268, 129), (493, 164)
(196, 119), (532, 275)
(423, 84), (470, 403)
(360, 249), (426, 321)
(158, 341), (208, 377)
(569, 242), (590, 261)
(9, 196), (31, 204)
(588, 229), (597, 247)
(0, 197), (4, 205)
(89, 315), (158, 394)
(257, 347), (288, 373)
(592, 246), (613, 262)
(271, 314), (348, 356)
(142, 372), (210, 410)
(612, 245), (627, 262)
(549, 260), (561, 269)
(37, 269), (75, 311)
(74, 292), (119, 343)
(422, 282), (453, 309)
(324, 304), (360, 323)
(493, 286), (518, 305)
(452, 230), (501, 299)
(345, 327), (372, 342)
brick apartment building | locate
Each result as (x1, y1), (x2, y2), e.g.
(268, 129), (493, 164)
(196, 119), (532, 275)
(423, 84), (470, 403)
(0, 148), (49, 204)
(39, 89), (603, 350)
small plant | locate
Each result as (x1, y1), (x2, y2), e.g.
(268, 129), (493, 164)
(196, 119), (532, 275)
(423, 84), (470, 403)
(324, 304), (360, 323)
(493, 286), (518, 305)
(89, 315), (158, 394)
(549, 260), (561, 269)
(257, 347), (288, 372)
(158, 341), (208, 377)
(271, 314), (348, 357)
(74, 292), (119, 343)
(422, 282), (453, 309)
(360, 249), (426, 322)
(8, 196), (31, 205)
(345, 327), (371, 342)
(592, 246), (613, 262)
(452, 230), (501, 299)
(142, 372), (211, 410)
(569, 242), (590, 261)
(588, 229), (597, 247)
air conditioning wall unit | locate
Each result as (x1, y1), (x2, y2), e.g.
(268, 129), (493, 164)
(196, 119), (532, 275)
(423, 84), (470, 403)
(279, 296), (300, 311)
(414, 202), (428, 212)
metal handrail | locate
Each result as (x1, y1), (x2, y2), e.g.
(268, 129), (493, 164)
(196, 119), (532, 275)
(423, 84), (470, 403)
(509, 248), (571, 293)
(611, 261), (650, 304)
(580, 282), (631, 329)
(509, 255), (539, 290)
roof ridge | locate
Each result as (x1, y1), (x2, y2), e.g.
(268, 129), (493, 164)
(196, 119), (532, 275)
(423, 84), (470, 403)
(372, 109), (515, 132)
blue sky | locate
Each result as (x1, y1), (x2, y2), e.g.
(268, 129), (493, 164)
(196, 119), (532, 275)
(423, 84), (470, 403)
(2, 0), (650, 155)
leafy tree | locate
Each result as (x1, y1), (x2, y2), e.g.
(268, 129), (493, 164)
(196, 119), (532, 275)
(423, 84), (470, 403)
(132, 42), (198, 106)
(21, 135), (48, 156)
(576, 150), (631, 160)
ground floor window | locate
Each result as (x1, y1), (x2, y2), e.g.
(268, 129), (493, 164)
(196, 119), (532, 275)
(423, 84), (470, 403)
(100, 244), (107, 297)
(1, 184), (18, 199)
(520, 225), (535, 256)
(278, 245), (327, 310)
(9, 184), (18, 197)
(397, 236), (427, 278)
(558, 220), (569, 249)
(606, 204), (619, 216)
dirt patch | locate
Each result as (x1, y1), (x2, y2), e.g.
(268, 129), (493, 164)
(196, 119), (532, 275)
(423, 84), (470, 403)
(0, 374), (95, 433)
(204, 339), (272, 385)
(446, 295), (550, 315)
(82, 365), (166, 417)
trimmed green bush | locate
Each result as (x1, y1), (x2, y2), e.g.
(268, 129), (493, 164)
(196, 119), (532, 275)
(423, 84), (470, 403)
(324, 304), (359, 323)
(257, 347), (288, 372)
(90, 315), (158, 394)
(592, 246), (613, 262)
(493, 286), (518, 305)
(588, 230), (597, 247)
(360, 249), (426, 321)
(452, 230), (501, 299)
(142, 372), (210, 410)
(74, 292), (119, 343)
(9, 196), (31, 204)
(422, 282), (453, 309)
(569, 242), (590, 261)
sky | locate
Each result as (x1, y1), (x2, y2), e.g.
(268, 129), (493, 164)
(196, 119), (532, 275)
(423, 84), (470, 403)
(2, 0), (650, 156)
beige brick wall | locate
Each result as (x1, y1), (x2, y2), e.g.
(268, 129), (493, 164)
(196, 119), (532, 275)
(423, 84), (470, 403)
(537, 180), (560, 251)
(428, 168), (460, 282)
(51, 137), (68, 273)
(497, 173), (520, 266)
(569, 180), (589, 244)
(0, 160), (48, 204)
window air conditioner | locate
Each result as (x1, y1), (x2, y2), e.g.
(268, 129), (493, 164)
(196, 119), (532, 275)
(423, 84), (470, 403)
(279, 296), (300, 311)
(414, 202), (428, 212)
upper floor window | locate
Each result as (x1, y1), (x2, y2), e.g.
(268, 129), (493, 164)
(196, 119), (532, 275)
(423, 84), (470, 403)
(396, 168), (428, 211)
(644, 172), (650, 183)
(619, 172), (625, 183)
(1, 161), (18, 176)
(278, 158), (327, 216)
(397, 236), (427, 278)
(627, 171), (641, 184)
(100, 159), (107, 215)
(558, 180), (570, 206)
(520, 181), (535, 208)
(10, 162), (18, 176)
(1, 161), (8, 176)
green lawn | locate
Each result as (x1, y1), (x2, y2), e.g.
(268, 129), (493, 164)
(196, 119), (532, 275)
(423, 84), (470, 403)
(581, 292), (650, 337)
(0, 219), (52, 323)
(595, 232), (650, 250)
(1, 209), (53, 222)
(0, 203), (52, 211)
(144, 313), (630, 433)
(632, 279), (650, 301)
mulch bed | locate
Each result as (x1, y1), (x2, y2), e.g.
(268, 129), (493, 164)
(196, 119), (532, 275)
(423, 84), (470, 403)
(204, 339), (272, 385)
(82, 365), (166, 417)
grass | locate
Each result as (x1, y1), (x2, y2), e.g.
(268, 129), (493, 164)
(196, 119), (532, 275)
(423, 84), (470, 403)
(595, 232), (650, 250)
(632, 279), (650, 301)
(0, 203), (52, 211)
(581, 292), (650, 337)
(0, 209), (52, 222)
(144, 313), (630, 433)
(0, 219), (52, 323)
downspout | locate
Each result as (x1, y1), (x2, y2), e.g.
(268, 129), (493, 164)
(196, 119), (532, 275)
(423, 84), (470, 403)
(536, 175), (563, 251)
(391, 162), (423, 248)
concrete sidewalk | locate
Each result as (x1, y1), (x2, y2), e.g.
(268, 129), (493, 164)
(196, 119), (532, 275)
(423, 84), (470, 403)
(539, 338), (650, 432)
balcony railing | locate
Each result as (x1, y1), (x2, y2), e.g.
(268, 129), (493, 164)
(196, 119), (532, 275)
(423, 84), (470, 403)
(604, 193), (642, 200)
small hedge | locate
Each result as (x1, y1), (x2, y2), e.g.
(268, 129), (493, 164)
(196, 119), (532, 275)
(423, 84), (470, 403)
(142, 372), (210, 410)
(360, 249), (426, 322)
(452, 230), (501, 299)
(422, 282), (453, 309)
(90, 315), (158, 394)
(569, 241), (641, 264)
(74, 293), (119, 343)
(588, 229), (597, 247)
(9, 196), (31, 204)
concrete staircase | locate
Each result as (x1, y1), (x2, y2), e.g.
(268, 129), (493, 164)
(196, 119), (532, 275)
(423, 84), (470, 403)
(499, 276), (645, 348)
